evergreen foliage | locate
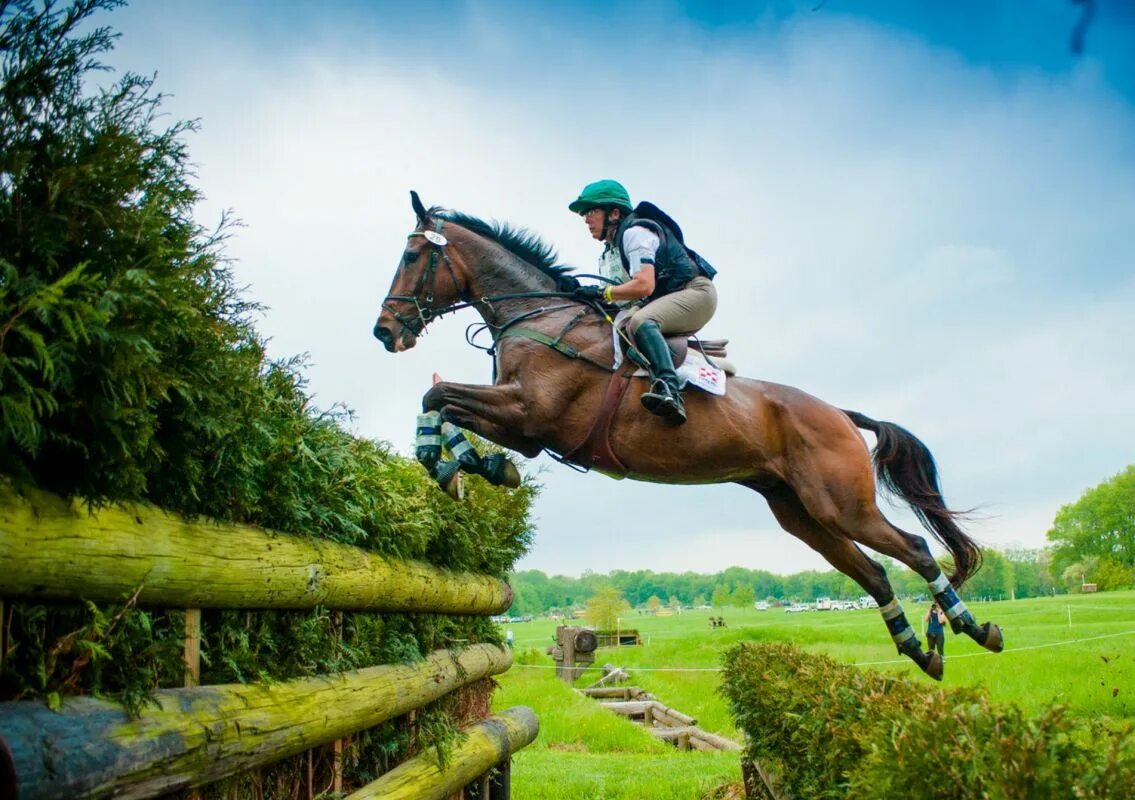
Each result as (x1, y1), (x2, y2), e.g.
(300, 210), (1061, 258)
(721, 642), (1135, 799)
(0, 2), (535, 793)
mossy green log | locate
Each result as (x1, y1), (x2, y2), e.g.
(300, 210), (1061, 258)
(345, 706), (538, 800)
(0, 643), (511, 800)
(0, 482), (511, 613)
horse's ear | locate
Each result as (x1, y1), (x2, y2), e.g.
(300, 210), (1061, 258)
(410, 190), (430, 225)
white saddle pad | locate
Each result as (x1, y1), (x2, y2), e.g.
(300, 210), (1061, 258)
(610, 309), (730, 396)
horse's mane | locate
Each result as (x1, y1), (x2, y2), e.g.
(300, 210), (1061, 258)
(432, 207), (574, 281)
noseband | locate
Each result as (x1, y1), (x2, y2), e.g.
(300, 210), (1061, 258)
(381, 219), (464, 334)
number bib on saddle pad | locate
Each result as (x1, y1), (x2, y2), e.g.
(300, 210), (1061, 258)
(674, 350), (727, 395)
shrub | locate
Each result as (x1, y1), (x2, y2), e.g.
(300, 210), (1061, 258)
(0, 2), (536, 793)
(721, 642), (1135, 799)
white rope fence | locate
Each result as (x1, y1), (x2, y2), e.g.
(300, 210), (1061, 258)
(508, 628), (1135, 673)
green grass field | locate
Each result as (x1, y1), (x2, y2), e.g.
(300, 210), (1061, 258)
(490, 590), (1135, 799)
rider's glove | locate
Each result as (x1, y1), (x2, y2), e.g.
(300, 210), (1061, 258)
(572, 285), (605, 302)
(555, 273), (581, 293)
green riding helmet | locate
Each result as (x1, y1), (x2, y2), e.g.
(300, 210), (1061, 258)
(568, 179), (633, 214)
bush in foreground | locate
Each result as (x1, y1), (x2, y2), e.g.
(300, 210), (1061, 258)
(721, 642), (1135, 799)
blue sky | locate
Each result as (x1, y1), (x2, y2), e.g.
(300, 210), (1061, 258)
(105, 1), (1135, 577)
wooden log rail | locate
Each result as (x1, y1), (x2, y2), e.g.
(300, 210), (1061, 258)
(580, 685), (650, 700)
(649, 726), (743, 752)
(599, 700), (698, 727)
(0, 483), (511, 614)
(582, 676), (744, 752)
(586, 664), (629, 689)
(0, 643), (512, 800)
(345, 706), (538, 800)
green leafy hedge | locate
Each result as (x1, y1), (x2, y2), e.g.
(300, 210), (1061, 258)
(720, 642), (1135, 800)
(1, 2), (534, 793)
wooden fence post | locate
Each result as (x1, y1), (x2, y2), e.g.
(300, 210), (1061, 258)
(490, 758), (510, 800)
(0, 599), (7, 672)
(183, 608), (202, 688)
(334, 739), (345, 794)
(333, 610), (345, 794)
(184, 608), (202, 800)
(742, 756), (783, 800)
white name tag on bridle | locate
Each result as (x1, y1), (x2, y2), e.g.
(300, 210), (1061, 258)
(423, 230), (448, 246)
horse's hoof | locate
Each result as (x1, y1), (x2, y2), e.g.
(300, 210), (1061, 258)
(980, 622), (1004, 653)
(484, 454), (522, 489)
(444, 472), (465, 501)
(923, 651), (944, 681)
(435, 460), (465, 501)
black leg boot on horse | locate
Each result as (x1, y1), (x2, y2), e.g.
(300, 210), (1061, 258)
(633, 320), (686, 424)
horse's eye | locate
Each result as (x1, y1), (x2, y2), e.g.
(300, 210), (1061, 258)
(403, 250), (419, 264)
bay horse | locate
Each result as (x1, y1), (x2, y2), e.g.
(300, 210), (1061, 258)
(373, 192), (1003, 679)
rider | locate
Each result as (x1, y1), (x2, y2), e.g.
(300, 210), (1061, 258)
(568, 179), (717, 424)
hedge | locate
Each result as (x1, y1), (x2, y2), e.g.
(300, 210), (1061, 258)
(720, 642), (1135, 800)
(1, 2), (535, 794)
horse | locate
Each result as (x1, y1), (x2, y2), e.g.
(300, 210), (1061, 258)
(373, 192), (1003, 680)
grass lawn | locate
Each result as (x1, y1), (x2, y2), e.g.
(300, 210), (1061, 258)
(492, 590), (1135, 798)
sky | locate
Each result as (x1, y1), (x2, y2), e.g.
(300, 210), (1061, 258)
(102, 1), (1135, 578)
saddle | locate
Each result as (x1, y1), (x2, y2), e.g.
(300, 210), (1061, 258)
(611, 314), (735, 374)
(565, 335), (734, 476)
(664, 335), (733, 374)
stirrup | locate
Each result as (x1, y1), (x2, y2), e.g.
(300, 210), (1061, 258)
(641, 381), (686, 424)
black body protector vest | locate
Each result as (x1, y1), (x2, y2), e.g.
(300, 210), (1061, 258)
(615, 202), (716, 300)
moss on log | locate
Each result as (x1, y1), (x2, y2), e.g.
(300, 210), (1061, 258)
(0, 644), (511, 800)
(0, 482), (511, 614)
(345, 706), (538, 800)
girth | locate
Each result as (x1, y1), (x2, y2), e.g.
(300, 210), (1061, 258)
(561, 361), (636, 477)
(493, 316), (727, 477)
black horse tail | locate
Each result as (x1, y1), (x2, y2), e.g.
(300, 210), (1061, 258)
(842, 410), (983, 587)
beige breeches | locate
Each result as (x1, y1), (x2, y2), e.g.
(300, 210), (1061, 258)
(625, 276), (717, 338)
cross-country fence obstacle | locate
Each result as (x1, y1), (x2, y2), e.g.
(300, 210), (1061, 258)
(0, 483), (529, 799)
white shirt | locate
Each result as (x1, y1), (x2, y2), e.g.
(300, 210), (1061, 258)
(620, 226), (661, 276)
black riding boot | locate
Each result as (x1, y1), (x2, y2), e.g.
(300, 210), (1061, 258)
(633, 321), (686, 424)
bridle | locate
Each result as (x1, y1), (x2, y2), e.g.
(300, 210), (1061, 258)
(380, 218), (465, 336)
(380, 216), (627, 364)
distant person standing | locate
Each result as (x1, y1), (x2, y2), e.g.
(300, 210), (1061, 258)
(925, 603), (947, 656)
(505, 629), (514, 650)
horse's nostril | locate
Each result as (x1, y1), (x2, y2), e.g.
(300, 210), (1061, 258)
(374, 324), (395, 350)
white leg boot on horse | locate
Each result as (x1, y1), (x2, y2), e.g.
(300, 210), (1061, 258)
(413, 375), (521, 499)
(928, 572), (1004, 652)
